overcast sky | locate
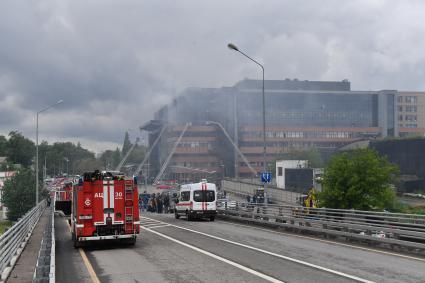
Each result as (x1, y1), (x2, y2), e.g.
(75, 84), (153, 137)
(1, 0), (425, 153)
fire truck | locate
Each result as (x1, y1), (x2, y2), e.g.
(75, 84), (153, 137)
(55, 181), (73, 215)
(71, 170), (140, 247)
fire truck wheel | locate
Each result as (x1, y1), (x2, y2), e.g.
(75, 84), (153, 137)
(175, 211), (180, 219)
(73, 239), (81, 248)
(123, 238), (136, 245)
(210, 216), (215, 222)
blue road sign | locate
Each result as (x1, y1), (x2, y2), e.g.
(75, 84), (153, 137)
(261, 172), (272, 183)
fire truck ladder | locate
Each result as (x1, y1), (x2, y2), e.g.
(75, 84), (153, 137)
(125, 181), (134, 232)
(153, 123), (190, 184)
(115, 138), (140, 172)
(133, 125), (167, 176)
(206, 120), (258, 177)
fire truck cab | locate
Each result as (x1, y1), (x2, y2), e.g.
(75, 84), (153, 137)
(71, 170), (140, 247)
(174, 181), (217, 221)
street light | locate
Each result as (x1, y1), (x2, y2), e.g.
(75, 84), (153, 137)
(227, 43), (268, 198)
(36, 99), (63, 206)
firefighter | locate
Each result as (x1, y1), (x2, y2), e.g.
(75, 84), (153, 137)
(163, 194), (170, 213)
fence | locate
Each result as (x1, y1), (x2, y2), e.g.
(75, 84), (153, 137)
(222, 179), (302, 204)
(217, 201), (425, 252)
(33, 206), (55, 283)
(0, 201), (46, 281)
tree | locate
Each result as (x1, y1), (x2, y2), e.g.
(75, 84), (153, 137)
(6, 131), (35, 167)
(122, 131), (132, 156)
(318, 148), (398, 210)
(2, 168), (37, 221)
(0, 135), (7, 156)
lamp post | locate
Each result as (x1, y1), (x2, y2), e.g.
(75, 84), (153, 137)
(227, 43), (268, 200)
(36, 99), (63, 206)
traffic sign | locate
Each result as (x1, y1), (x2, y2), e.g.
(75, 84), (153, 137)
(260, 172), (272, 183)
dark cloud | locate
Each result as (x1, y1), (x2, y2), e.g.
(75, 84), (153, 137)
(1, 0), (425, 152)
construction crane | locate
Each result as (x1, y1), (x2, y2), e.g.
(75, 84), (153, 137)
(153, 123), (190, 184)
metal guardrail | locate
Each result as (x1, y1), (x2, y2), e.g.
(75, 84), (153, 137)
(222, 179), (301, 204)
(217, 201), (425, 252)
(0, 200), (46, 282)
(33, 206), (55, 283)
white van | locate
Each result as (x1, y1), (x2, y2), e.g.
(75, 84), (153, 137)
(174, 181), (217, 221)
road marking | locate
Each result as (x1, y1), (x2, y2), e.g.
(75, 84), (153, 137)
(141, 226), (284, 283)
(215, 220), (425, 263)
(79, 248), (101, 283)
(63, 217), (101, 283)
(144, 224), (171, 229)
(142, 216), (375, 283)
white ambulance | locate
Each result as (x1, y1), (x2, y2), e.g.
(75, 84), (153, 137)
(174, 181), (217, 221)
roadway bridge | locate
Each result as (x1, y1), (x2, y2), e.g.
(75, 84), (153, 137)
(54, 212), (423, 283)
(2, 203), (425, 283)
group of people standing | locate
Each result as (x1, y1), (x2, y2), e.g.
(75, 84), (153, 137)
(139, 192), (170, 214)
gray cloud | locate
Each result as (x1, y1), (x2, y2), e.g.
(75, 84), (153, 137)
(1, 0), (425, 152)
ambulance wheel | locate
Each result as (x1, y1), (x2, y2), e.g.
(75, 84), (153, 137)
(175, 211), (180, 219)
(210, 216), (215, 222)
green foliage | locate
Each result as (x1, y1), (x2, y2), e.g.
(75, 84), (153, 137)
(72, 158), (103, 173)
(318, 148), (398, 210)
(6, 131), (35, 167)
(0, 135), (7, 156)
(2, 168), (37, 221)
(98, 147), (123, 170)
(0, 221), (12, 235)
(39, 141), (95, 176)
(126, 145), (145, 164)
(122, 131), (132, 156)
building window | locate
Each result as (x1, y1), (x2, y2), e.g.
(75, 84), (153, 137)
(278, 167), (283, 176)
(405, 115), (417, 121)
(398, 106), (403, 112)
(405, 123), (418, 128)
(398, 115), (403, 121)
(397, 96), (403, 103)
(405, 105), (417, 112)
(405, 96), (418, 103)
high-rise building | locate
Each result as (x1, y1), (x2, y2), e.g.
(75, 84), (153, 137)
(397, 91), (425, 137)
(142, 79), (398, 181)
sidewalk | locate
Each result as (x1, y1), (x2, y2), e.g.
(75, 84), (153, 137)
(7, 207), (50, 283)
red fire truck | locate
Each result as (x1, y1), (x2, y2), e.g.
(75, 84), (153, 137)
(71, 170), (140, 247)
(55, 181), (73, 215)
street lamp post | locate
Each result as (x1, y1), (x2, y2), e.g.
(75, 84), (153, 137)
(227, 43), (268, 200)
(36, 100), (63, 206)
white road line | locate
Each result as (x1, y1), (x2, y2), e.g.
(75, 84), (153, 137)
(144, 224), (171, 229)
(143, 216), (375, 283)
(216, 220), (425, 262)
(141, 226), (284, 283)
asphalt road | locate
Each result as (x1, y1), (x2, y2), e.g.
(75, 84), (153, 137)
(56, 212), (425, 283)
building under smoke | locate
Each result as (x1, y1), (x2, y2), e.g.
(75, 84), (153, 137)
(141, 78), (398, 182)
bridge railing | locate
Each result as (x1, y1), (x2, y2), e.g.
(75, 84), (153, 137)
(217, 201), (425, 251)
(222, 179), (301, 204)
(0, 200), (46, 281)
